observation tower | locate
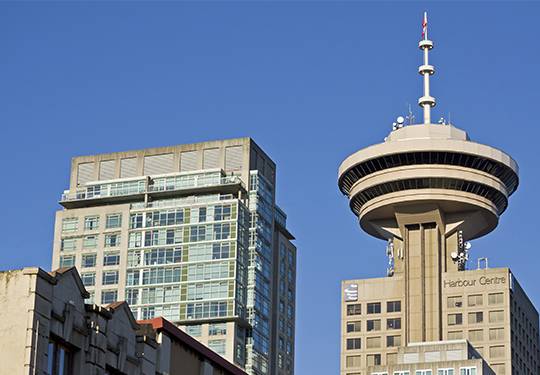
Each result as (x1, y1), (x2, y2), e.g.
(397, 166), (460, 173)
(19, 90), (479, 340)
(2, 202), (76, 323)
(338, 13), (519, 344)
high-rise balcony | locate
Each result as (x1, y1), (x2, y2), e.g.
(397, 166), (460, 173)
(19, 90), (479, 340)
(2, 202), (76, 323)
(60, 171), (245, 208)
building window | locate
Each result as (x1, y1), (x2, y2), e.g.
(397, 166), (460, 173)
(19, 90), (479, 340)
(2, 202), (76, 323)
(448, 331), (463, 339)
(126, 289), (139, 305)
(459, 367), (477, 375)
(101, 290), (118, 304)
(60, 238), (77, 252)
(489, 310), (504, 323)
(387, 300), (401, 313)
(345, 355), (361, 368)
(394, 372), (410, 375)
(387, 318), (401, 330)
(105, 233), (120, 247)
(468, 294), (483, 307)
(47, 338), (72, 375)
(84, 216), (99, 231)
(367, 319), (381, 331)
(488, 293), (504, 305)
(209, 323), (227, 336)
(346, 304), (361, 316)
(437, 369), (454, 375)
(130, 213), (144, 229)
(81, 272), (95, 287)
(366, 336), (381, 349)
(346, 338), (361, 350)
(82, 235), (97, 249)
(448, 313), (463, 326)
(185, 325), (202, 336)
(447, 296), (463, 308)
(366, 354), (381, 366)
(489, 327), (504, 340)
(128, 232), (142, 248)
(468, 312), (483, 324)
(208, 339), (226, 355)
(489, 345), (505, 359)
(106, 213), (122, 228)
(62, 218), (78, 233)
(386, 335), (401, 347)
(103, 252), (120, 266)
(347, 321), (361, 333)
(81, 254), (96, 268)
(468, 329), (483, 342)
(367, 302), (381, 314)
(416, 371), (432, 375)
(59, 255), (75, 268)
(102, 270), (119, 285)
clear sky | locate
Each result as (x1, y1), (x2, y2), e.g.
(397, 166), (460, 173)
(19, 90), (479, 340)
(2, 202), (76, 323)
(1, 2), (539, 374)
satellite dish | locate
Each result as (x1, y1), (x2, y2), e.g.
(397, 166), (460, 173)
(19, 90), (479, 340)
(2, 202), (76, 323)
(396, 116), (405, 124)
(464, 242), (472, 250)
(450, 252), (458, 260)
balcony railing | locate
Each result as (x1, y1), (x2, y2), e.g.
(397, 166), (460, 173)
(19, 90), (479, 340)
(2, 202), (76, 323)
(61, 174), (244, 203)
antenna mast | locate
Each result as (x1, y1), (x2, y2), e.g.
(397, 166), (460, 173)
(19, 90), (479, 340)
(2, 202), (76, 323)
(418, 12), (436, 124)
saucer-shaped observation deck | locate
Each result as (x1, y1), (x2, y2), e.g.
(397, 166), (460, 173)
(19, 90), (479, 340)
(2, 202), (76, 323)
(338, 124), (518, 240)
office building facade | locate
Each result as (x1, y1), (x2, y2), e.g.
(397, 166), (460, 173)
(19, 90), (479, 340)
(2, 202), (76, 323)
(51, 138), (296, 375)
(338, 16), (539, 375)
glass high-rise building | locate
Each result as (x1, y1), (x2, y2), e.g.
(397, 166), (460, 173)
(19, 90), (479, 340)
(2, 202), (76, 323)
(52, 138), (296, 375)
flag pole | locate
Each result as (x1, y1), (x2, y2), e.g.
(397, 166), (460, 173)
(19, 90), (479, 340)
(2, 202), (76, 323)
(418, 11), (436, 124)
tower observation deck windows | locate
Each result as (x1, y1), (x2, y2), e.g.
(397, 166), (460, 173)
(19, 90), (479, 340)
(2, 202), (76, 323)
(349, 177), (508, 216)
(338, 151), (519, 196)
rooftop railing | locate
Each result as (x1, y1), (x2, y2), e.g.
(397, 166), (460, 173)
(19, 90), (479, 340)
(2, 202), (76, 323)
(61, 174), (244, 203)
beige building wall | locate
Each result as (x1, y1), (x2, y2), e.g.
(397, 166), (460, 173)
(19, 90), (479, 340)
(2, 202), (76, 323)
(0, 267), (159, 375)
(341, 268), (539, 375)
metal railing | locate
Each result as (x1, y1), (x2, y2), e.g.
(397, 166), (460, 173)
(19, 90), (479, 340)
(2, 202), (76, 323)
(61, 175), (243, 202)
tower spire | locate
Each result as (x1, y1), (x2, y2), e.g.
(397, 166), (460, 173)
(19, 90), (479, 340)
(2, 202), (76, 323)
(418, 11), (436, 124)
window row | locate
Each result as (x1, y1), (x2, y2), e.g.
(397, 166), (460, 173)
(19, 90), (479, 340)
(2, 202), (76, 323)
(80, 271), (118, 287)
(447, 310), (504, 325)
(126, 242), (235, 267)
(346, 301), (401, 316)
(346, 318), (402, 332)
(60, 233), (121, 251)
(128, 223), (236, 248)
(130, 204), (234, 229)
(447, 293), (504, 308)
(61, 214), (122, 233)
(59, 252), (120, 268)
(346, 335), (402, 350)
(447, 327), (505, 341)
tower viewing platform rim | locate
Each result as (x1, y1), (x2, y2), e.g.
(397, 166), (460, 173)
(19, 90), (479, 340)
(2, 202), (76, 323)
(338, 138), (518, 197)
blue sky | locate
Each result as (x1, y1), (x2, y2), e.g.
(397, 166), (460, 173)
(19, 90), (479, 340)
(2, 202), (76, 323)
(1, 2), (539, 374)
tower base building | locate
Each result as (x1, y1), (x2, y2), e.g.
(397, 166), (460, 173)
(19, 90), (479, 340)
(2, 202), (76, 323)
(338, 14), (539, 375)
